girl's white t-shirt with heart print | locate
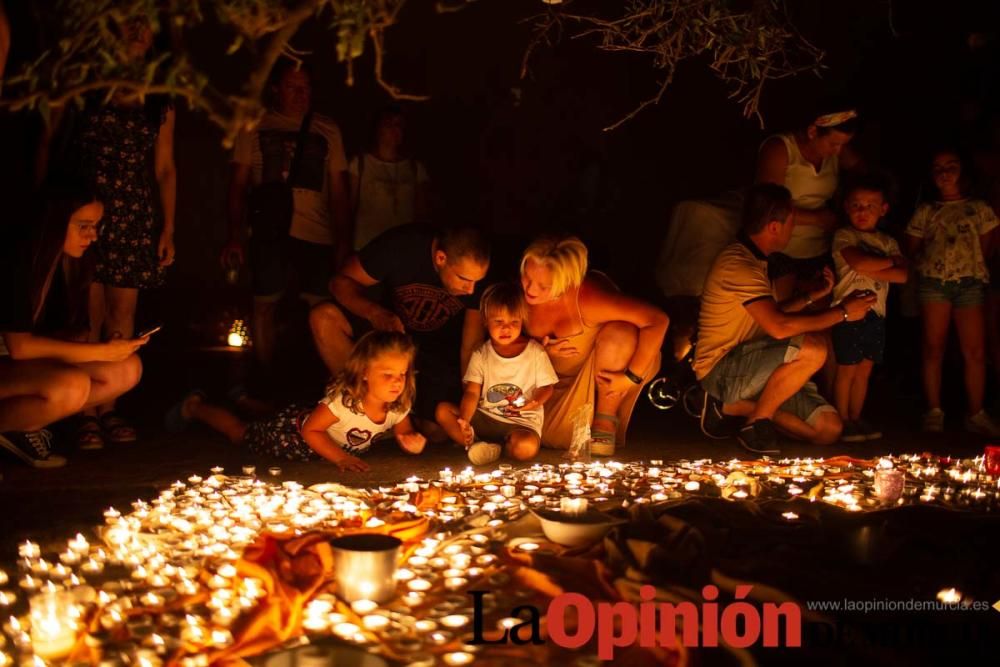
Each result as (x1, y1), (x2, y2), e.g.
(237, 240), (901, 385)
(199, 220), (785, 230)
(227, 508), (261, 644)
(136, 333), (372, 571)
(319, 393), (407, 455)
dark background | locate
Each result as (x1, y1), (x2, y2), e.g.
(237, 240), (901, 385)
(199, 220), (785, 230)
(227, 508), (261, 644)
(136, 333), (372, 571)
(2, 0), (1000, 346)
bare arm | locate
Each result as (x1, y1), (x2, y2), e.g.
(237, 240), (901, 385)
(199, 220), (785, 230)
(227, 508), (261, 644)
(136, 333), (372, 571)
(329, 255), (396, 326)
(460, 309), (485, 376)
(579, 278), (669, 378)
(393, 415), (426, 455)
(154, 108), (177, 265)
(841, 246), (909, 283)
(459, 381), (481, 423)
(3, 332), (144, 364)
(300, 403), (369, 471)
(745, 293), (873, 340)
(328, 167), (352, 268)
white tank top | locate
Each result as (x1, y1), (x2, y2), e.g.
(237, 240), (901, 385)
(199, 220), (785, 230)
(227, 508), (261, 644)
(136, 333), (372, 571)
(765, 133), (839, 258)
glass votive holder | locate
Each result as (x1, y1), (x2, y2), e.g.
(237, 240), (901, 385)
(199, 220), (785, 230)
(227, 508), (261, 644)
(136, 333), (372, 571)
(873, 469), (905, 503)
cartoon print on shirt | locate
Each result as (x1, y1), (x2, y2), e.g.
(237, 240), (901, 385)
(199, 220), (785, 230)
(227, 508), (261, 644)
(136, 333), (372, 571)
(484, 383), (527, 417)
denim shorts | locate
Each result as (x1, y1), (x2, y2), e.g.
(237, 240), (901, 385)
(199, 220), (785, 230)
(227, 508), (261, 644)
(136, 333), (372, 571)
(917, 276), (986, 308)
(832, 312), (885, 365)
(700, 335), (836, 427)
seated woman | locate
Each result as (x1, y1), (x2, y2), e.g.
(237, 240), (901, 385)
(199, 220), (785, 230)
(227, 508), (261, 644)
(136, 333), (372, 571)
(0, 184), (146, 467)
(520, 236), (669, 455)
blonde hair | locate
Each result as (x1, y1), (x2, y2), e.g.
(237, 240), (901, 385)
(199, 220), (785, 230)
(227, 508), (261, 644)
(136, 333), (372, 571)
(480, 282), (527, 322)
(326, 331), (417, 414)
(519, 236), (589, 298)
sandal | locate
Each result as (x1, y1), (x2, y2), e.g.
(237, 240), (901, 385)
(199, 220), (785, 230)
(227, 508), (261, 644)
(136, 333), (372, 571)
(590, 412), (620, 457)
(76, 416), (105, 451)
(98, 411), (137, 444)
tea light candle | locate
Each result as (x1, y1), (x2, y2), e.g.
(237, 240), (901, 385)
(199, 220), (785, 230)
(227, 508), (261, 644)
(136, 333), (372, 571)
(684, 481), (700, 492)
(516, 542), (539, 552)
(19, 542), (40, 560)
(781, 512), (799, 520)
(560, 497), (588, 515)
(937, 588), (962, 604)
(445, 577), (467, 591)
(443, 652), (475, 666)
(407, 579), (432, 592)
(440, 614), (469, 629)
(351, 599), (378, 615)
(362, 614), (390, 631)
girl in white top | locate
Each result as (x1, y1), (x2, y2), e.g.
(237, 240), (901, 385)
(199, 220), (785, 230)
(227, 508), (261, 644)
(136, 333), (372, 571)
(757, 109), (862, 260)
(168, 331), (426, 472)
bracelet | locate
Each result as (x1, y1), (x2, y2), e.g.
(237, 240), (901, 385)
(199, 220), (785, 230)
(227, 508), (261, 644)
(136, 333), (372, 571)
(624, 368), (644, 385)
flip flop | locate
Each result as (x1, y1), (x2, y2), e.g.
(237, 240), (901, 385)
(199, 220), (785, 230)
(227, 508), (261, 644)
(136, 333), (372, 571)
(76, 415), (105, 450)
(98, 411), (137, 444)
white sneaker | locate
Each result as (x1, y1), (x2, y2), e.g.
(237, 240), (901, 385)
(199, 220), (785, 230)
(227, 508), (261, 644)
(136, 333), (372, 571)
(467, 442), (501, 466)
(965, 410), (1000, 437)
(922, 408), (944, 433)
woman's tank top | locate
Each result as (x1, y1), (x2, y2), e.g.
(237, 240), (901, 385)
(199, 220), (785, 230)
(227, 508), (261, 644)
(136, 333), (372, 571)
(766, 132), (839, 259)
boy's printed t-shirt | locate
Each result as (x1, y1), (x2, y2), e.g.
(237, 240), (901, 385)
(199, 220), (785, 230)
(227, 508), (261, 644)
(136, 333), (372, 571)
(359, 224), (482, 366)
(232, 111), (348, 245)
(905, 199), (999, 283)
(463, 339), (559, 435)
(831, 227), (901, 317)
(319, 393), (407, 455)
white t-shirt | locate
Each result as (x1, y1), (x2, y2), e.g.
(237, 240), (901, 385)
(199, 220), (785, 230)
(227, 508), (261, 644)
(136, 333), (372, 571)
(233, 111), (348, 245)
(318, 393), (407, 456)
(463, 339), (559, 435)
(831, 227), (901, 317)
(349, 154), (429, 250)
(905, 199), (999, 283)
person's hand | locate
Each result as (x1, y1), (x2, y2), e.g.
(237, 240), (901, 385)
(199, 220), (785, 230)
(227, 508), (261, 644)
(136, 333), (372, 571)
(331, 453), (370, 472)
(220, 238), (244, 269)
(157, 230), (176, 267)
(810, 267), (835, 300)
(516, 399), (541, 413)
(369, 309), (405, 333)
(542, 336), (578, 358)
(100, 337), (149, 362)
(397, 432), (427, 454)
(596, 370), (634, 398)
(841, 291), (876, 321)
(457, 418), (475, 446)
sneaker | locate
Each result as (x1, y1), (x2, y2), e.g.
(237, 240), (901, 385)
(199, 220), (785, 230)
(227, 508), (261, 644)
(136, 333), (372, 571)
(857, 418), (882, 441)
(467, 442), (501, 466)
(922, 408), (945, 433)
(0, 430), (67, 468)
(701, 392), (737, 440)
(736, 419), (781, 455)
(965, 410), (1000, 437)
(840, 420), (867, 443)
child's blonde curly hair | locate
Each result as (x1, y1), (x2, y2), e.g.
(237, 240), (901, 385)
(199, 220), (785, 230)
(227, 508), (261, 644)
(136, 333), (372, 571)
(326, 331), (417, 414)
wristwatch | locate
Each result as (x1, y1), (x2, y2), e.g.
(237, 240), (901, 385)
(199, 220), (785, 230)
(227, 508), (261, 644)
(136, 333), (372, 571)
(624, 368), (644, 385)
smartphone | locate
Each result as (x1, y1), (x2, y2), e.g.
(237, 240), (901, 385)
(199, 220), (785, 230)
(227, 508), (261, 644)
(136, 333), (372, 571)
(137, 324), (162, 338)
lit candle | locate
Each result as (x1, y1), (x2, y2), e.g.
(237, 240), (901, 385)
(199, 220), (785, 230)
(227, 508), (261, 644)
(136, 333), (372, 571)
(937, 588), (962, 604)
(443, 652), (475, 666)
(516, 542), (539, 552)
(684, 481), (700, 492)
(29, 590), (79, 660)
(362, 614), (390, 631)
(351, 599), (378, 615)
(440, 614), (470, 629)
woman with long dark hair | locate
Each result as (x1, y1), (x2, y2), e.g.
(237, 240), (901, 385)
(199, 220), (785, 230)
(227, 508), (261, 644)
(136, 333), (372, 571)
(0, 184), (146, 468)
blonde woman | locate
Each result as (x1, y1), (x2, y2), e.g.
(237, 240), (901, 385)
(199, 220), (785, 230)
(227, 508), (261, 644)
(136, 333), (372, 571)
(520, 236), (669, 454)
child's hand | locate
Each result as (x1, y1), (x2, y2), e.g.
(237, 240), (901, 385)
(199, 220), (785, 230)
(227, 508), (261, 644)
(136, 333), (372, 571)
(516, 399), (541, 413)
(457, 418), (475, 446)
(813, 266), (835, 299)
(397, 432), (426, 454)
(331, 454), (370, 472)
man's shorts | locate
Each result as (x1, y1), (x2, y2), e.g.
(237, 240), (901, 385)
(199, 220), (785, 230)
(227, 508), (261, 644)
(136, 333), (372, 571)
(250, 235), (333, 301)
(700, 335), (836, 427)
(469, 411), (536, 444)
(832, 311), (885, 365)
(917, 276), (986, 308)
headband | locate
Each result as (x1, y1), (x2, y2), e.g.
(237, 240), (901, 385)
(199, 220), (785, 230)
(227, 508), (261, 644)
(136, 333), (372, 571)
(814, 109), (857, 128)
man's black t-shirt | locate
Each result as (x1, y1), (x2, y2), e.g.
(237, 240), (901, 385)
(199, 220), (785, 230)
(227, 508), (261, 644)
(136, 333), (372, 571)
(358, 224), (482, 367)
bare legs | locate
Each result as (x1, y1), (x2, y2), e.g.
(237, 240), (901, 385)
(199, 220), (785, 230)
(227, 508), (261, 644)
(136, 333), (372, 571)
(0, 356), (142, 432)
(182, 394), (247, 444)
(309, 301), (355, 376)
(921, 301), (987, 416)
(592, 321), (643, 435)
(834, 359), (874, 421)
(434, 403), (540, 461)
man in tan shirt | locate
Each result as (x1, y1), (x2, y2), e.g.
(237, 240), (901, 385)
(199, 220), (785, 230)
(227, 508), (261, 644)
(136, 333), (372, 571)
(695, 184), (875, 454)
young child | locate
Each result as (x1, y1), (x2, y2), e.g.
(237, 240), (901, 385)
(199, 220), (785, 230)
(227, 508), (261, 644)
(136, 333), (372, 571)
(167, 331), (425, 471)
(831, 176), (908, 442)
(435, 282), (558, 465)
(906, 149), (1000, 436)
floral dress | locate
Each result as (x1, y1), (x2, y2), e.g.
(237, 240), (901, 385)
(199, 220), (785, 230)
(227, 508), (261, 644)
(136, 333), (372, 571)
(77, 104), (167, 288)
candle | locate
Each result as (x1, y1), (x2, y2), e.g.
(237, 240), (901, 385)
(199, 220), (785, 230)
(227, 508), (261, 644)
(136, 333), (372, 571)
(937, 588), (962, 604)
(516, 542), (539, 552)
(443, 652), (475, 666)
(29, 590), (79, 660)
(440, 614), (469, 629)
(684, 481), (700, 492)
(351, 599), (378, 615)
(560, 497), (589, 515)
(362, 614), (390, 631)
(873, 469), (904, 502)
(330, 534), (402, 602)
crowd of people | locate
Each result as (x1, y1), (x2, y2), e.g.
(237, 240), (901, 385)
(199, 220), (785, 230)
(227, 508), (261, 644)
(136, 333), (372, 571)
(3, 45), (1000, 470)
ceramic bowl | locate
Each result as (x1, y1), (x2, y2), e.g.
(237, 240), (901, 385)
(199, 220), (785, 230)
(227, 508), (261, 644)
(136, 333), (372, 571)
(530, 508), (625, 547)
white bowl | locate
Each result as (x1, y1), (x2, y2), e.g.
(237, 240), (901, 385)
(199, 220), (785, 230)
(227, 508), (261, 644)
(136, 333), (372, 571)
(531, 508), (625, 547)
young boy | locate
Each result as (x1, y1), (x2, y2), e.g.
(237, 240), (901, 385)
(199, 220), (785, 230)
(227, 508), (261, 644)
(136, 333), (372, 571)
(831, 176), (909, 442)
(435, 282), (558, 464)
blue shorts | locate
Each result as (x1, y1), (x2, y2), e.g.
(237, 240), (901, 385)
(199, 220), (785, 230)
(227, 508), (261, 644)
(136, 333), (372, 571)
(832, 311), (885, 365)
(917, 276), (986, 308)
(700, 336), (835, 427)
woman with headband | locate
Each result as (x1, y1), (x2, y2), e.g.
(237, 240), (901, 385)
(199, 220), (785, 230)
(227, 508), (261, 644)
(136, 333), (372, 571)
(756, 108), (863, 292)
